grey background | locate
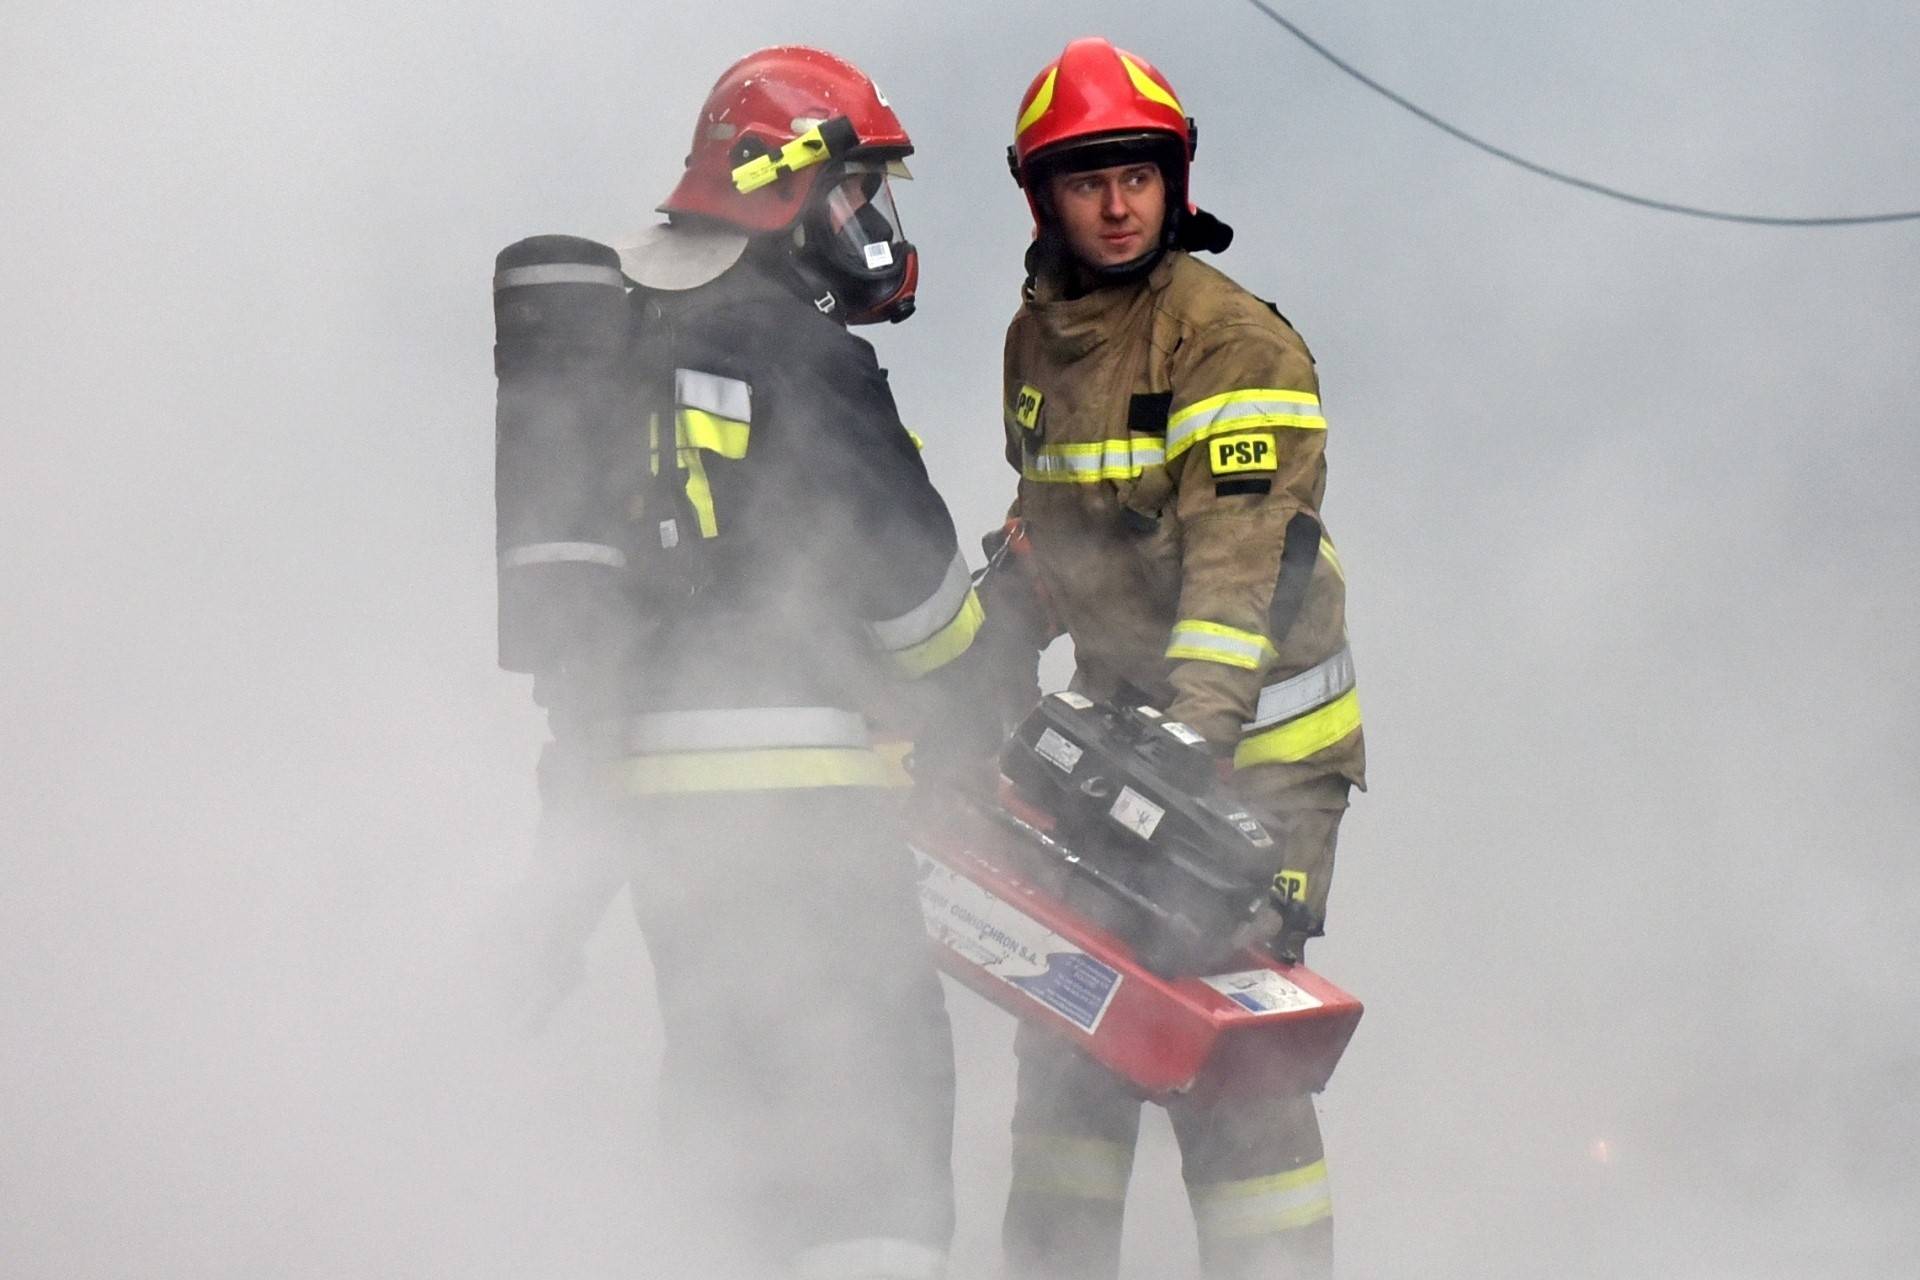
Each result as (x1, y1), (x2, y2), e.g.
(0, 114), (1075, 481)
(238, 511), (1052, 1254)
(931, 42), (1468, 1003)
(4, 1), (1917, 1276)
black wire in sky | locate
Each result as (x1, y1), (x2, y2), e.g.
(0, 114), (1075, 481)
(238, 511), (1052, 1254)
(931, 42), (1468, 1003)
(1236, 0), (1920, 227)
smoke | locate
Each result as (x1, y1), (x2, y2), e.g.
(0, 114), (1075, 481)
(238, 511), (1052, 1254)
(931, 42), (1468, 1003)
(4, 1), (1917, 1277)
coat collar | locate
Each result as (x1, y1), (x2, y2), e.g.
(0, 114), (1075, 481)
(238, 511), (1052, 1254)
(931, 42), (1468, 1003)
(1023, 252), (1179, 360)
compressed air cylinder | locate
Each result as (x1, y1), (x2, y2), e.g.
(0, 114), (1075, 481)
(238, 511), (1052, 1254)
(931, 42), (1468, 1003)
(493, 235), (632, 675)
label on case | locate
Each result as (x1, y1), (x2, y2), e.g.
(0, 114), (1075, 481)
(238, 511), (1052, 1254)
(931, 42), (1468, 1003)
(1035, 727), (1083, 773)
(913, 847), (1122, 1033)
(1201, 968), (1323, 1016)
(1162, 721), (1207, 746)
(1109, 786), (1166, 839)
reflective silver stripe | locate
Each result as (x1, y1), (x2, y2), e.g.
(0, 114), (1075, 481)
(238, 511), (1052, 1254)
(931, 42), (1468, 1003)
(492, 262), (626, 289)
(1166, 393), (1325, 457)
(1022, 437), (1166, 479)
(870, 551), (971, 651)
(1166, 621), (1271, 668)
(625, 706), (869, 754)
(498, 540), (627, 570)
(674, 368), (752, 422)
(1245, 645), (1356, 730)
(792, 1237), (946, 1280)
(1191, 1161), (1333, 1240)
(1010, 1133), (1135, 1201)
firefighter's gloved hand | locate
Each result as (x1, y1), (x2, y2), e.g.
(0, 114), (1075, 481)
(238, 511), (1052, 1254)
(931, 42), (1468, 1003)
(1229, 895), (1322, 965)
(975, 519), (1053, 733)
(907, 630), (1014, 796)
(907, 731), (1004, 800)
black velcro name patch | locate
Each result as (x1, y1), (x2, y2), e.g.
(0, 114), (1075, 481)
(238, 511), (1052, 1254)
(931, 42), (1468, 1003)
(1127, 391), (1173, 435)
(1215, 478), (1273, 498)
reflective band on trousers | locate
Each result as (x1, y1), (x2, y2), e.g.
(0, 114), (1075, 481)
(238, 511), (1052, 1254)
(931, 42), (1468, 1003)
(498, 540), (627, 570)
(1166, 389), (1325, 461)
(1009, 1133), (1134, 1202)
(493, 262), (626, 290)
(1166, 619), (1276, 671)
(792, 1236), (947, 1280)
(616, 746), (907, 794)
(1190, 1159), (1332, 1240)
(624, 706), (869, 754)
(871, 551), (971, 651)
(1246, 644), (1356, 729)
(1022, 437), (1166, 483)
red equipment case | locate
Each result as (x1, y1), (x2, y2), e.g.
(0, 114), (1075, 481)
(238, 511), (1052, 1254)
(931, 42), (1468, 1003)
(911, 792), (1363, 1098)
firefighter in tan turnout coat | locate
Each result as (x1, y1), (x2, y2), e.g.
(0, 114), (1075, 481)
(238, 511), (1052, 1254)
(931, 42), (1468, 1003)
(986, 37), (1366, 1280)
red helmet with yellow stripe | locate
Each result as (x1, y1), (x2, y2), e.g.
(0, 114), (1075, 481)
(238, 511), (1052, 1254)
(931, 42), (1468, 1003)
(1009, 38), (1229, 257)
(662, 46), (919, 322)
(1011, 39), (1191, 210)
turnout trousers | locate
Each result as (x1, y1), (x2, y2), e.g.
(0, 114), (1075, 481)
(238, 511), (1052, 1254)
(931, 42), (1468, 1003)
(1002, 792), (1347, 1280)
(626, 787), (956, 1279)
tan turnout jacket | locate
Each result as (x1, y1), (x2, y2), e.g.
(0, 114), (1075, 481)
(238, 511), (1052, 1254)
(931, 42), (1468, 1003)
(1002, 251), (1366, 828)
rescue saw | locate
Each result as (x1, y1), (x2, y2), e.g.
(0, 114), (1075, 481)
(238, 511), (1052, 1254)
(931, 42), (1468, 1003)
(910, 692), (1363, 1097)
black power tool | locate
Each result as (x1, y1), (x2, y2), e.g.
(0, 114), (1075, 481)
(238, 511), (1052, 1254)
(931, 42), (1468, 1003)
(997, 693), (1289, 976)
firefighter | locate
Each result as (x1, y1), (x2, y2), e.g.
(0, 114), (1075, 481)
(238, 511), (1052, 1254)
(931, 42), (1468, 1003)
(984, 37), (1367, 1280)
(497, 47), (988, 1280)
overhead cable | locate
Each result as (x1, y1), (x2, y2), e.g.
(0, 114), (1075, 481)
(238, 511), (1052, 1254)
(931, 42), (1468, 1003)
(1237, 0), (1920, 227)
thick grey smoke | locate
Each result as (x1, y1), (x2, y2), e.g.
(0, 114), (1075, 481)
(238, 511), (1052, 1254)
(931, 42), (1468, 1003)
(4, 1), (1916, 1277)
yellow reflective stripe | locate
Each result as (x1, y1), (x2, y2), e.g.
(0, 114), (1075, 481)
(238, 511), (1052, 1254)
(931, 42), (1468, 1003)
(615, 747), (907, 794)
(1191, 1160), (1332, 1239)
(666, 416), (724, 539)
(669, 409), (748, 539)
(1118, 54), (1183, 115)
(679, 447), (717, 537)
(677, 407), (750, 458)
(1022, 437), (1166, 483)
(891, 590), (983, 678)
(1016, 67), (1059, 137)
(1233, 688), (1361, 768)
(1010, 1134), (1133, 1201)
(906, 428), (925, 451)
(1166, 389), (1325, 461)
(1165, 619), (1275, 670)
(870, 738), (915, 787)
(1318, 536), (1343, 583)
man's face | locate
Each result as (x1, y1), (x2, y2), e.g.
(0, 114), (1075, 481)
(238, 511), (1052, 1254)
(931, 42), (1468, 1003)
(1045, 161), (1167, 269)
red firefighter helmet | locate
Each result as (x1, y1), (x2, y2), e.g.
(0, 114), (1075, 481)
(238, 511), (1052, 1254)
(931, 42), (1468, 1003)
(1009, 38), (1195, 221)
(662, 46), (919, 322)
(1007, 37), (1229, 264)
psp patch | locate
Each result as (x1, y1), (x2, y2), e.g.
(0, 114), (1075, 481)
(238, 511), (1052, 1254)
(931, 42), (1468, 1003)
(1012, 384), (1045, 434)
(1274, 869), (1310, 903)
(1210, 432), (1277, 475)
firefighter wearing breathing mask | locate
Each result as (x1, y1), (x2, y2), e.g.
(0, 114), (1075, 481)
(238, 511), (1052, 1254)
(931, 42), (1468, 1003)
(980, 37), (1367, 1280)
(494, 46), (992, 1280)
